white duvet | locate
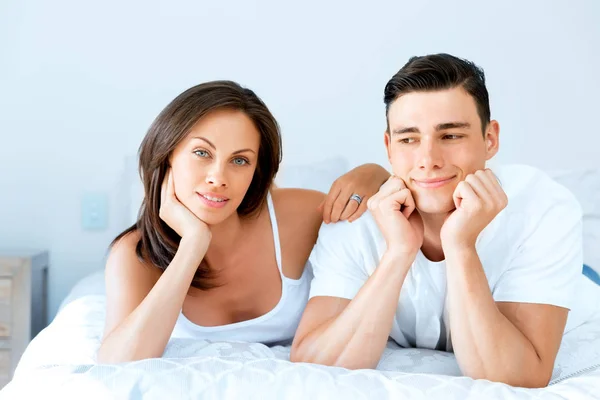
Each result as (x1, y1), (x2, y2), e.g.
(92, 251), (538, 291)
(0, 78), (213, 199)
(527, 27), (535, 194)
(2, 273), (600, 400)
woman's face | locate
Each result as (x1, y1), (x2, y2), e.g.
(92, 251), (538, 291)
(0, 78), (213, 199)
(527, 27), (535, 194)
(169, 109), (260, 225)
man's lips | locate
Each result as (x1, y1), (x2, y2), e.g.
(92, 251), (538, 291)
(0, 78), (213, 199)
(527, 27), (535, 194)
(412, 176), (456, 189)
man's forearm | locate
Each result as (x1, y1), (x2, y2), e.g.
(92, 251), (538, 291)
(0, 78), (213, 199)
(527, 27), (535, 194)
(445, 247), (548, 387)
(292, 251), (413, 369)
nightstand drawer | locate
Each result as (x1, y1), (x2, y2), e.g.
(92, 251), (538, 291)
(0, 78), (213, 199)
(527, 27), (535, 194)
(0, 249), (49, 389)
(0, 279), (11, 337)
(0, 349), (10, 380)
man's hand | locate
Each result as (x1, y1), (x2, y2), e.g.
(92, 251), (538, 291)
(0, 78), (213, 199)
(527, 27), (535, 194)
(441, 169), (507, 251)
(368, 176), (424, 257)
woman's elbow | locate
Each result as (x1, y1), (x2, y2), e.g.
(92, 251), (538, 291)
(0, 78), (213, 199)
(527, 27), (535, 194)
(96, 344), (119, 364)
(96, 342), (159, 364)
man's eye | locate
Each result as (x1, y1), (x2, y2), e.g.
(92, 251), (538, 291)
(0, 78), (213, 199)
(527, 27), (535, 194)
(399, 138), (416, 144)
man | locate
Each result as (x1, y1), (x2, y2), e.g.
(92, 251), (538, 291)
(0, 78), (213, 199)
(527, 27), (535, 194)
(290, 53), (590, 388)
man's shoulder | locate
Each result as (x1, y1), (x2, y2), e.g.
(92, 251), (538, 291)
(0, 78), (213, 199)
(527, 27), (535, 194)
(318, 209), (381, 239)
(310, 210), (385, 283)
(315, 210), (385, 257)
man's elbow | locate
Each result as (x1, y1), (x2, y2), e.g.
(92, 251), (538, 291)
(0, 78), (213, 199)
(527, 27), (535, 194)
(289, 342), (306, 364)
(512, 370), (552, 389)
(290, 342), (377, 370)
(466, 368), (552, 388)
(289, 338), (343, 368)
(289, 338), (323, 365)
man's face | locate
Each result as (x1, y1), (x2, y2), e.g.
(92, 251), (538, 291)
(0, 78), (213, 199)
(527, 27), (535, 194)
(385, 87), (499, 216)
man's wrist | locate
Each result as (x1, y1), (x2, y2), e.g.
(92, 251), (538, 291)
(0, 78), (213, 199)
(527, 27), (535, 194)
(382, 248), (417, 269)
(443, 242), (478, 264)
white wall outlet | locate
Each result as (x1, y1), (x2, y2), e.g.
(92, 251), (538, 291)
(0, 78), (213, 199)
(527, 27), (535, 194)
(81, 192), (109, 231)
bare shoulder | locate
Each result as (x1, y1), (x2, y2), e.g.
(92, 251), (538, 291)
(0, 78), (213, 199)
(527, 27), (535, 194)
(270, 188), (324, 226)
(270, 188), (325, 279)
(103, 229), (161, 337)
(105, 230), (161, 295)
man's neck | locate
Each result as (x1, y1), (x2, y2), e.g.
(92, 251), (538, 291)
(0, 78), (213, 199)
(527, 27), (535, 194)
(419, 211), (449, 262)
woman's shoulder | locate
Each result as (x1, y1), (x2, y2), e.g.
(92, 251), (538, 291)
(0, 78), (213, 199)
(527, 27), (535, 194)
(269, 188), (324, 277)
(106, 229), (162, 284)
(270, 187), (324, 227)
(108, 229), (142, 262)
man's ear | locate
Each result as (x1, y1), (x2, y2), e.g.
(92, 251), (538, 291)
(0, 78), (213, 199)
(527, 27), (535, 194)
(384, 131), (392, 163)
(485, 120), (500, 160)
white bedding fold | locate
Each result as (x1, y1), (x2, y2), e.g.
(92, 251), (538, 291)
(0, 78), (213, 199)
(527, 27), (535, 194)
(4, 293), (600, 399)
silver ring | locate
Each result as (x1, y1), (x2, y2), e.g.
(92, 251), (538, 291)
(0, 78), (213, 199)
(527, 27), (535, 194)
(349, 193), (363, 205)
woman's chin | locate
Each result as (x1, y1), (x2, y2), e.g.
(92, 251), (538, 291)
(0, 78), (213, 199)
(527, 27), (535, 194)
(193, 206), (235, 226)
(193, 211), (222, 226)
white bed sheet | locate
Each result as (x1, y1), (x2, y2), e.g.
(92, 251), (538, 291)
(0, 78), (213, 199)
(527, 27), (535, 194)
(3, 272), (600, 399)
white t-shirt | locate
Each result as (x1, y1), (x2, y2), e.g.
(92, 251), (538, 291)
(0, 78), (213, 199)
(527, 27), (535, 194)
(309, 164), (598, 351)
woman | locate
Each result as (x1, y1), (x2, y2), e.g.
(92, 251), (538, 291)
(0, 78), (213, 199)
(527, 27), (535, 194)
(98, 80), (389, 363)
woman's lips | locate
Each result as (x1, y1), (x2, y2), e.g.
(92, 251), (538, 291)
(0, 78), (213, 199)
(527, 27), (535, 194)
(197, 192), (229, 208)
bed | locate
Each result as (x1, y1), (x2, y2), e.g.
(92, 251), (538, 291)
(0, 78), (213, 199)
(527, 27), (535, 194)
(1, 160), (599, 399)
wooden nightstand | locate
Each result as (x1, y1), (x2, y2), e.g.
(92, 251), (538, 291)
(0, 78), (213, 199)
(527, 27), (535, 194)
(0, 250), (49, 388)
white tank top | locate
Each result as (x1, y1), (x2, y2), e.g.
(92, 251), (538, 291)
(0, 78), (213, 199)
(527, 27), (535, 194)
(171, 192), (313, 345)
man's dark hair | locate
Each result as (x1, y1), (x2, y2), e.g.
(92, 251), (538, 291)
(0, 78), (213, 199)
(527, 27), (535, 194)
(384, 53), (490, 133)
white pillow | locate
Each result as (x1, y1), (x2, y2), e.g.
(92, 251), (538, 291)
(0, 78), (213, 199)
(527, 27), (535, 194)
(113, 155), (143, 229)
(549, 168), (600, 273)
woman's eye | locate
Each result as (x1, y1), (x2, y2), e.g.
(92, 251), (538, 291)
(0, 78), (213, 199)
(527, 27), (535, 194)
(233, 158), (248, 166)
(194, 150), (209, 157)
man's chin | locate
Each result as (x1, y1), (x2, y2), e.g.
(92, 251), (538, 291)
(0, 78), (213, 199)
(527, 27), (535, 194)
(414, 201), (456, 216)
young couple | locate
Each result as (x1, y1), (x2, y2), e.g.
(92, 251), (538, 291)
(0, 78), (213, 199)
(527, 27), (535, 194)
(98, 53), (593, 388)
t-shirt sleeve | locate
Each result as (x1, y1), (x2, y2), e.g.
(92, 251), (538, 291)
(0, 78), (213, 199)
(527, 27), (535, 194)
(492, 184), (583, 310)
(308, 220), (371, 300)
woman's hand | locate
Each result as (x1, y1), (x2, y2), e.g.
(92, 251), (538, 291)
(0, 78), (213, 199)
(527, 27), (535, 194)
(320, 163), (390, 223)
(159, 169), (212, 250)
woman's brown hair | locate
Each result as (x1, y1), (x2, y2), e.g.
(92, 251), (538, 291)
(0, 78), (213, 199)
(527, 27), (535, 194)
(113, 80), (282, 289)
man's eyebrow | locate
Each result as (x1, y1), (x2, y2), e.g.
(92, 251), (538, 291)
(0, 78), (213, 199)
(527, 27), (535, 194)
(391, 126), (420, 135)
(435, 122), (471, 131)
(391, 122), (471, 135)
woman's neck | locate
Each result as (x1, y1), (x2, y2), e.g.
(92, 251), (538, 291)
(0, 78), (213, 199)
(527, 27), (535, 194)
(204, 212), (246, 264)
